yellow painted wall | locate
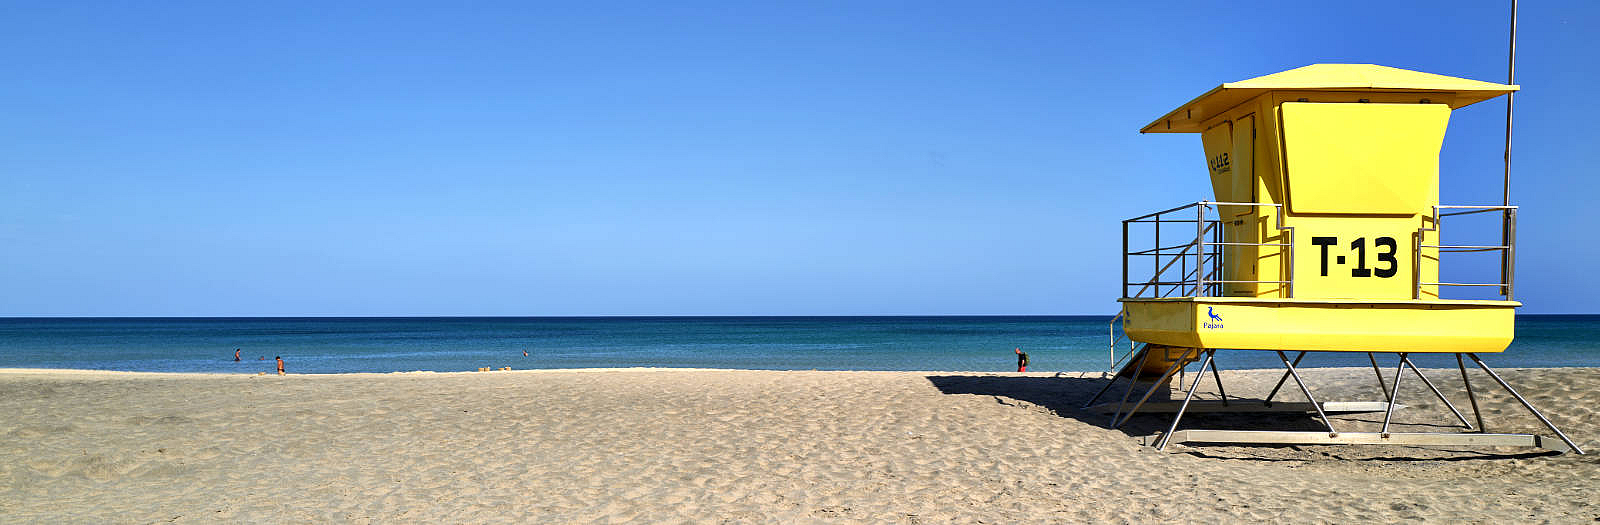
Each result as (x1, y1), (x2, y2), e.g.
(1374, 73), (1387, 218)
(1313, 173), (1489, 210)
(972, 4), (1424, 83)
(1120, 298), (1514, 353)
(1192, 91), (1450, 301)
(1276, 99), (1447, 300)
(1281, 103), (1446, 215)
(1197, 95), (1284, 299)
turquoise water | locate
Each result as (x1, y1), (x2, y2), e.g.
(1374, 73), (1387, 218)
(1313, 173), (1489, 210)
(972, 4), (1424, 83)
(0, 316), (1595, 374)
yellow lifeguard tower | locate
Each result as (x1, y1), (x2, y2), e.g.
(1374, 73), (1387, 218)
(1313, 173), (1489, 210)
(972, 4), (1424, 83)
(1087, 64), (1582, 453)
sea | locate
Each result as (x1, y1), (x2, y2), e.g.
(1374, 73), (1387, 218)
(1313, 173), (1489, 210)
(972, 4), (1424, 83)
(0, 315), (1596, 375)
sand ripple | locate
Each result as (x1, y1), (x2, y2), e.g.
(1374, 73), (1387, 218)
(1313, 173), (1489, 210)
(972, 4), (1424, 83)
(1, 366), (1597, 523)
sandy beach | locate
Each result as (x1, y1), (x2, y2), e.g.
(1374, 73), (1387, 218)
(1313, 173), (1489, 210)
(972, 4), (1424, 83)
(2, 366), (1597, 523)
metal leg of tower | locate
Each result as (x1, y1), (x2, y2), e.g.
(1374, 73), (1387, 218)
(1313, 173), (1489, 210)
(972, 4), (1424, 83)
(1209, 353), (1228, 406)
(1456, 353), (1486, 432)
(1368, 352), (1391, 402)
(1262, 351), (1306, 407)
(1113, 348), (1195, 429)
(1381, 353), (1408, 436)
(1276, 350), (1336, 436)
(1157, 350), (1215, 450)
(1401, 355), (1473, 430)
(1467, 353), (1584, 455)
(1083, 370), (1124, 409)
(1107, 347), (1153, 424)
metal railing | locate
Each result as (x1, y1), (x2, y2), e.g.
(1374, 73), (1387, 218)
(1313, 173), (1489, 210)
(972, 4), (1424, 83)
(1111, 202), (1519, 371)
(1121, 201), (1294, 299)
(1415, 205), (1517, 300)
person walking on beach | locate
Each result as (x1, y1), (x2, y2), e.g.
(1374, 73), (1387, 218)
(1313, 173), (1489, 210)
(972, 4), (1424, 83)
(233, 348), (241, 362)
(1015, 347), (1029, 372)
(276, 356), (285, 376)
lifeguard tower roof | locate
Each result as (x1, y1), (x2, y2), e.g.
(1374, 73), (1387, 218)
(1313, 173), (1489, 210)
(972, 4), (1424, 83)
(1142, 64), (1519, 133)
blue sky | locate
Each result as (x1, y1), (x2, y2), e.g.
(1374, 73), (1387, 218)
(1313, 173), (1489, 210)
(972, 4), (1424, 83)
(2, 1), (1595, 316)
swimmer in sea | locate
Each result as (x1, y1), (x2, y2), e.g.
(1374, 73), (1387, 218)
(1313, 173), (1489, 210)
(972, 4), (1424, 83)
(276, 356), (285, 376)
(234, 348), (241, 362)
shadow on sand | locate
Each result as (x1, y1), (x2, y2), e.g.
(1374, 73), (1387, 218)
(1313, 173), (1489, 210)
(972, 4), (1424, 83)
(922, 372), (1310, 438)
(922, 373), (1555, 461)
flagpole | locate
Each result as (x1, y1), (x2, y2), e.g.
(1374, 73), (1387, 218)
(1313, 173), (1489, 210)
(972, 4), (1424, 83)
(1503, 0), (1516, 207)
(1501, 0), (1516, 298)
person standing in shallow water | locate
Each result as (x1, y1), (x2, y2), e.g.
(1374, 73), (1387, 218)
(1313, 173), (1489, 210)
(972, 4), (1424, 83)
(1015, 347), (1029, 372)
(276, 356), (285, 376)
(233, 348), (241, 362)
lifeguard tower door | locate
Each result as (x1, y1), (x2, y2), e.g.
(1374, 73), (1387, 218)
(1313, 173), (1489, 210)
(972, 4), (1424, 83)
(1201, 115), (1262, 298)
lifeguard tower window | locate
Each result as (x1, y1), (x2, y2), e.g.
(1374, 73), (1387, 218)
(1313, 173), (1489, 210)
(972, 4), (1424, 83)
(1281, 102), (1448, 215)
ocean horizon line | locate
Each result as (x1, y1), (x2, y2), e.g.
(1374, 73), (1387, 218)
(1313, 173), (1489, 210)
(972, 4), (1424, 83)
(2, 315), (1597, 375)
(0, 314), (1137, 320)
(4, 313), (1596, 320)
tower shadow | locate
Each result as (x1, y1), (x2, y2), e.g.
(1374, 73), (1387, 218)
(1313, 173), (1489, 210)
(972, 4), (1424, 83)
(923, 372), (1560, 460)
(925, 373), (1451, 441)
